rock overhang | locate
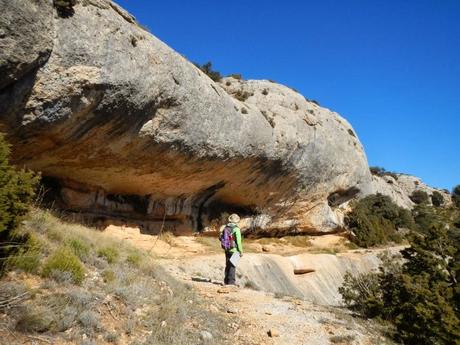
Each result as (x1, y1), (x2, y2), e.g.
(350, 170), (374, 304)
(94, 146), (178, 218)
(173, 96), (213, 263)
(0, 0), (373, 235)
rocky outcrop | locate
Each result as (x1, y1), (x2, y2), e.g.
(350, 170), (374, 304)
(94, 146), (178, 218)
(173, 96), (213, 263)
(0, 0), (372, 234)
(167, 248), (403, 306)
(370, 174), (451, 209)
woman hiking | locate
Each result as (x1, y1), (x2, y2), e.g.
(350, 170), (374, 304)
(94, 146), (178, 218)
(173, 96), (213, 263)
(219, 214), (243, 285)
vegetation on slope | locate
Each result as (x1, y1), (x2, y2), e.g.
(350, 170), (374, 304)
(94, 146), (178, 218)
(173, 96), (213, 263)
(1, 209), (233, 344)
(0, 135), (231, 344)
(0, 134), (39, 273)
(345, 194), (413, 248)
(341, 200), (460, 345)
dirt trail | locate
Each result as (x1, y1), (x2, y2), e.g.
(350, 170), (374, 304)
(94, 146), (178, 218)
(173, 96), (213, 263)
(102, 225), (395, 345)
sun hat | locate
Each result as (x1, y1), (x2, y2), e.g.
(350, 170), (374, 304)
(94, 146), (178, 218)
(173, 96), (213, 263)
(228, 213), (240, 223)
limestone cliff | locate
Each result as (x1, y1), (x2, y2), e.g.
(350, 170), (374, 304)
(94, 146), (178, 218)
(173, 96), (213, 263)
(370, 174), (451, 209)
(0, 0), (373, 234)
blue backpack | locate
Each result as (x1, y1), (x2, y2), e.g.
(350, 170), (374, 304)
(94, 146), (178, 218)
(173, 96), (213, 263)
(220, 225), (235, 250)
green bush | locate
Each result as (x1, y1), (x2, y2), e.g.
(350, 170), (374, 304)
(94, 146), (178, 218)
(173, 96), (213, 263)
(0, 134), (39, 273)
(65, 238), (90, 261)
(126, 251), (142, 267)
(430, 191), (444, 207)
(101, 269), (116, 283)
(5, 233), (42, 273)
(340, 213), (460, 345)
(42, 247), (85, 285)
(339, 271), (382, 317)
(193, 61), (222, 82)
(345, 194), (413, 247)
(97, 246), (119, 264)
(409, 190), (429, 204)
(452, 185), (460, 208)
(0, 134), (38, 236)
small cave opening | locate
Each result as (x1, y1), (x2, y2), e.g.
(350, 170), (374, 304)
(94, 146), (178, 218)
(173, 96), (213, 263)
(40, 176), (65, 207)
(327, 187), (360, 207)
(105, 193), (150, 214)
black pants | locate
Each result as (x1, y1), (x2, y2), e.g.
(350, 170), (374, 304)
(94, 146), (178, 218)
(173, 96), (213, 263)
(224, 251), (236, 285)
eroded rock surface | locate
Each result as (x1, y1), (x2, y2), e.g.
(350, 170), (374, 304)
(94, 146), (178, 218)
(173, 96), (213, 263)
(370, 174), (451, 209)
(0, 0), (372, 234)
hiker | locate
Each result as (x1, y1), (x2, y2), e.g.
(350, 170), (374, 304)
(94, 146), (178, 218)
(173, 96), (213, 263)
(219, 213), (243, 285)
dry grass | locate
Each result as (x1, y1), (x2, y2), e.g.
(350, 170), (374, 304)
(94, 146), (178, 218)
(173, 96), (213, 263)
(158, 231), (176, 246)
(1, 208), (233, 345)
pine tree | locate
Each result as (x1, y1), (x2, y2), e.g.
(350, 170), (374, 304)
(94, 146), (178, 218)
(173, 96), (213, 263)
(453, 185), (460, 208)
(0, 134), (39, 275)
(0, 134), (38, 238)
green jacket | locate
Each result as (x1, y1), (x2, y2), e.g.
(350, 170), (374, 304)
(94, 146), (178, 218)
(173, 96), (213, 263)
(223, 223), (243, 254)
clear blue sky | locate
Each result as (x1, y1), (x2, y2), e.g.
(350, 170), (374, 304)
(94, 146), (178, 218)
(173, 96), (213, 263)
(116, 0), (459, 191)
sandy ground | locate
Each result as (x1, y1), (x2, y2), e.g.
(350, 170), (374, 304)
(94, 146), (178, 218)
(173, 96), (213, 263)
(102, 225), (395, 345)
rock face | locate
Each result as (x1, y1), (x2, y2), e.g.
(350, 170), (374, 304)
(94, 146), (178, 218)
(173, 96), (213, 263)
(370, 174), (451, 209)
(166, 249), (401, 306)
(0, 0), (372, 234)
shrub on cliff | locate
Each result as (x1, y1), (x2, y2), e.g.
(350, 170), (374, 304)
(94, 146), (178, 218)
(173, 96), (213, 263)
(194, 61), (222, 82)
(345, 194), (413, 247)
(430, 191), (444, 207)
(452, 185), (460, 208)
(409, 190), (429, 204)
(369, 166), (399, 180)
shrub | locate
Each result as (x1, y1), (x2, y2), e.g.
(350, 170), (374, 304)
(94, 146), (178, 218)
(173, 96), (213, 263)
(53, 0), (76, 17)
(78, 310), (102, 331)
(104, 331), (119, 343)
(65, 237), (90, 261)
(345, 194), (413, 247)
(431, 191), (444, 207)
(97, 246), (119, 264)
(0, 134), (39, 272)
(0, 134), (39, 275)
(126, 251), (142, 267)
(369, 166), (399, 180)
(232, 90), (254, 102)
(452, 185), (460, 208)
(15, 305), (54, 333)
(409, 190), (429, 204)
(340, 214), (460, 345)
(194, 61), (221, 82)
(102, 269), (116, 283)
(227, 73), (243, 80)
(42, 247), (85, 285)
(304, 97), (321, 106)
(339, 271), (382, 316)
(5, 233), (42, 273)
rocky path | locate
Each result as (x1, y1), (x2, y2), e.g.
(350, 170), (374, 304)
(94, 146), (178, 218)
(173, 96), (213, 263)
(164, 264), (392, 345)
(103, 225), (395, 344)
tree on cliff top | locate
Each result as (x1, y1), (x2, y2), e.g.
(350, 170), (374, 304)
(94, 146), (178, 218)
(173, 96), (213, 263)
(194, 61), (222, 82)
(453, 185), (460, 208)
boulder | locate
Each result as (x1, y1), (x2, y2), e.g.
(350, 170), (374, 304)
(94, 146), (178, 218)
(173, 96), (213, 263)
(0, 0), (372, 234)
